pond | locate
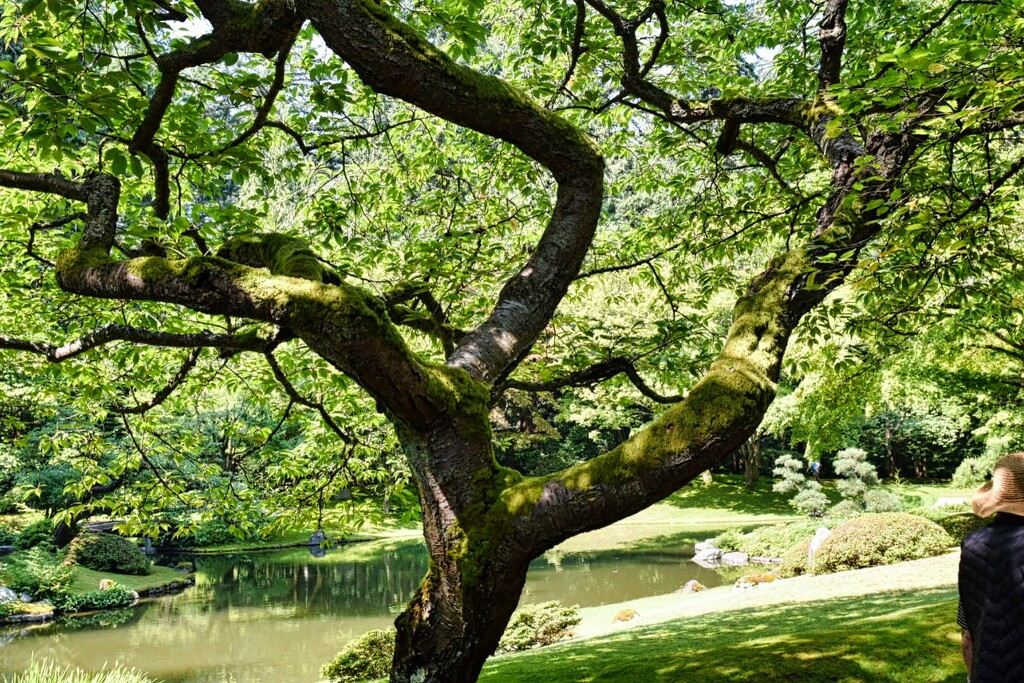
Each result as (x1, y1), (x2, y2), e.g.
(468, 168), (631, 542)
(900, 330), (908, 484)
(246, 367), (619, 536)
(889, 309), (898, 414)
(0, 538), (735, 682)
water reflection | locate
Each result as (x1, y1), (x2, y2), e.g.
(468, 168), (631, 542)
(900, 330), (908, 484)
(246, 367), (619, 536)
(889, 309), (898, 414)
(0, 539), (734, 682)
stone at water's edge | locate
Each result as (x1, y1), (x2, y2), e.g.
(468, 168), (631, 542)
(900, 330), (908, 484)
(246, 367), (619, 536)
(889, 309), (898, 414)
(677, 579), (706, 593)
(0, 545), (15, 556)
(722, 552), (749, 566)
(0, 586), (17, 604)
(807, 527), (832, 566)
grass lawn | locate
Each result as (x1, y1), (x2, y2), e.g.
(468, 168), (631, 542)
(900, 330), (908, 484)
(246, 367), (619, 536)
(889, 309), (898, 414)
(479, 552), (964, 683)
(68, 563), (190, 594)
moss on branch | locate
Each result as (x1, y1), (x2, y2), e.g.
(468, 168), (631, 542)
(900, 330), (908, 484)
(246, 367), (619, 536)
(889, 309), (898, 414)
(216, 232), (341, 284)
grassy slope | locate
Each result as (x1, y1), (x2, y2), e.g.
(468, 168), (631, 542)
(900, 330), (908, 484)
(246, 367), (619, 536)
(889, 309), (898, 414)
(480, 552), (964, 683)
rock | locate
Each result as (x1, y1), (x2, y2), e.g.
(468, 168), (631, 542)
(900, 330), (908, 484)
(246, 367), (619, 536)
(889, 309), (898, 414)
(19, 593), (31, 603)
(932, 497), (968, 509)
(0, 545), (15, 556)
(309, 529), (326, 546)
(677, 580), (706, 593)
(807, 527), (832, 566)
(693, 548), (722, 563)
(722, 552), (749, 566)
(612, 608), (639, 623)
(694, 540), (717, 552)
(0, 587), (17, 604)
(733, 573), (778, 591)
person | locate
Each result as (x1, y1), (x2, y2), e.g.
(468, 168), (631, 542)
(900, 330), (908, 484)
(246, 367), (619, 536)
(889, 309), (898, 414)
(957, 452), (1024, 682)
(808, 461), (820, 480)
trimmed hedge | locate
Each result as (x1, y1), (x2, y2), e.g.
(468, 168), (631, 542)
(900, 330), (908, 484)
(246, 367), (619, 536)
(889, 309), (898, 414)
(810, 512), (954, 574)
(65, 533), (150, 575)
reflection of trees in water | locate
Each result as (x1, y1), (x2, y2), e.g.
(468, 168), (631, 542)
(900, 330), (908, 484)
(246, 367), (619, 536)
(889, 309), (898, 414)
(181, 542), (429, 616)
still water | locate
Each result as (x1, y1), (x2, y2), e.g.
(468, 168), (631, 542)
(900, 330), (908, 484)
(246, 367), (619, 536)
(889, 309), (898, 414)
(0, 539), (731, 682)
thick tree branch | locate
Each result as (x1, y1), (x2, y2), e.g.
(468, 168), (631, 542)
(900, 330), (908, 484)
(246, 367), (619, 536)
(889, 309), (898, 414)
(299, 0), (604, 385)
(817, 0), (849, 89)
(492, 126), (922, 557)
(0, 324), (280, 362)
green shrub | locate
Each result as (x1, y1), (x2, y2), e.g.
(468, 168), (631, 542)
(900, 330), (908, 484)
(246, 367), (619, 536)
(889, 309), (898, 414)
(4, 546), (73, 599)
(779, 537), (813, 578)
(15, 518), (54, 550)
(826, 499), (862, 520)
(716, 523), (819, 558)
(952, 453), (1000, 488)
(54, 583), (136, 613)
(2, 660), (155, 683)
(497, 601), (581, 653)
(811, 512), (954, 574)
(863, 489), (905, 513)
(322, 629), (395, 683)
(712, 529), (744, 552)
(0, 524), (17, 545)
(907, 504), (971, 522)
(937, 513), (990, 542)
(66, 533), (150, 575)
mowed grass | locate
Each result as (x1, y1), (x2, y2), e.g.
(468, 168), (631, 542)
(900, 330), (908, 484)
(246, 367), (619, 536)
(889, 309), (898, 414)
(68, 563), (190, 594)
(480, 588), (963, 683)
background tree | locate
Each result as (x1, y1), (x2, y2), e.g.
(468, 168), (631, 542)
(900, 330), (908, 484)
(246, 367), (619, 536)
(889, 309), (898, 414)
(1, 1), (1023, 682)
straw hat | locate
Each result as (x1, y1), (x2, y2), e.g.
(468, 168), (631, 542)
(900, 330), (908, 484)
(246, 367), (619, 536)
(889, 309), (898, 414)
(972, 452), (1024, 518)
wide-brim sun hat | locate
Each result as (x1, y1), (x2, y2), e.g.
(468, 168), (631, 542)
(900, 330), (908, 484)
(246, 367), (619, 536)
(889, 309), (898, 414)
(973, 452), (1024, 518)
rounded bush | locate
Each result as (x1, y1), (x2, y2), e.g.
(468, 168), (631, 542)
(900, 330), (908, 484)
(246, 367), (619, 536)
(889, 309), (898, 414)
(498, 601), (581, 652)
(810, 512), (953, 574)
(779, 537), (813, 578)
(322, 629), (395, 683)
(65, 533), (150, 576)
(937, 512), (990, 542)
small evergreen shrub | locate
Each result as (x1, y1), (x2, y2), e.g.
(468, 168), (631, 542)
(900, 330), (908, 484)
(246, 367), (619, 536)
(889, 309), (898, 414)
(14, 518), (55, 550)
(826, 499), (862, 520)
(322, 629), (395, 683)
(498, 601), (581, 652)
(863, 489), (905, 513)
(810, 512), (954, 574)
(833, 448), (878, 503)
(66, 533), (150, 575)
(5, 546), (73, 599)
(937, 512), (990, 542)
(791, 482), (831, 517)
(0, 525), (17, 545)
(779, 537), (813, 578)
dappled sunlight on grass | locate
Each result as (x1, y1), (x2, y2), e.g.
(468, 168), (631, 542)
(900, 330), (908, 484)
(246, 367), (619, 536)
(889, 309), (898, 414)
(480, 589), (964, 682)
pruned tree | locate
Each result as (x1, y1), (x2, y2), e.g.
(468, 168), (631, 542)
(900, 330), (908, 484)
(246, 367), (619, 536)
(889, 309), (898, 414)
(1, 0), (1022, 681)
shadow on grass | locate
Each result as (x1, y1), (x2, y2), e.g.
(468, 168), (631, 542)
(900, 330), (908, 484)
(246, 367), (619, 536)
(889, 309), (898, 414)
(481, 588), (963, 683)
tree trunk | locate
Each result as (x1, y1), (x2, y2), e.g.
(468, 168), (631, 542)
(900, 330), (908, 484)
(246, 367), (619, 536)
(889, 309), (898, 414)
(742, 435), (762, 488)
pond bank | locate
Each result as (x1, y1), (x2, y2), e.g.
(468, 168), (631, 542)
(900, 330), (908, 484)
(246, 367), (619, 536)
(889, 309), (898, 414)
(572, 549), (960, 640)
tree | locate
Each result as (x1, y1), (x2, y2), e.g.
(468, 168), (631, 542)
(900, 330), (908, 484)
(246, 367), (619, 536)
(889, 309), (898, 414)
(1, 1), (1023, 681)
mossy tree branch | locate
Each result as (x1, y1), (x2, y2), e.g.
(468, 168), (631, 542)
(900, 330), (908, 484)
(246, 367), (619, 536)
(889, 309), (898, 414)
(299, 0), (605, 385)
